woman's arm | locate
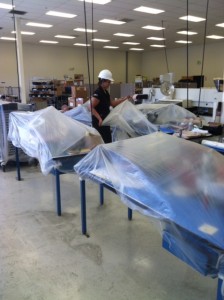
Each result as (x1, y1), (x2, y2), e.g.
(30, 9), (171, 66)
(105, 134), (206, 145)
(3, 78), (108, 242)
(110, 95), (131, 107)
(90, 97), (103, 126)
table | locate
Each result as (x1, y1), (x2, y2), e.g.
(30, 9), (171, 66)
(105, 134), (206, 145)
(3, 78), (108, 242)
(15, 147), (87, 215)
(74, 132), (224, 300)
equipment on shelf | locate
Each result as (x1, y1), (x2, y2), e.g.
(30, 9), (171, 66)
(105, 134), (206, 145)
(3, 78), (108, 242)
(160, 73), (175, 99)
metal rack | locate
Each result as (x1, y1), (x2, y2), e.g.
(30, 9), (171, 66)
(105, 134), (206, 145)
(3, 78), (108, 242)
(0, 101), (32, 171)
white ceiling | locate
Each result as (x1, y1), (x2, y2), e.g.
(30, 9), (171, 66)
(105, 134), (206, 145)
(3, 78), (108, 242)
(0, 0), (224, 51)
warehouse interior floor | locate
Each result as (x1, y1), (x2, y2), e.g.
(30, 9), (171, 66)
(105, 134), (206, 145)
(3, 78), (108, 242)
(0, 162), (218, 300)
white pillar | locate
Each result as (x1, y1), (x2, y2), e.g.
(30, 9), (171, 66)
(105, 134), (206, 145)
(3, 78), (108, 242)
(15, 17), (26, 103)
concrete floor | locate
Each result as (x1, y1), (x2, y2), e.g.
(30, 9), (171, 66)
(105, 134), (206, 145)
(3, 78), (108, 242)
(0, 163), (218, 300)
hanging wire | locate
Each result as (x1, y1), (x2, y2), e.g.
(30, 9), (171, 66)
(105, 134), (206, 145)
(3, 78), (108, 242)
(82, 0), (94, 125)
(186, 0), (189, 108)
(162, 20), (169, 73)
(197, 0), (209, 116)
(11, 0), (21, 102)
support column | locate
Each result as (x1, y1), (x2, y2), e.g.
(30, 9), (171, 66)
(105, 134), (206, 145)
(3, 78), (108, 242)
(15, 17), (26, 103)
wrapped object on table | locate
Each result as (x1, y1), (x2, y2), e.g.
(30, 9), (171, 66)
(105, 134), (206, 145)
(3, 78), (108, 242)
(74, 132), (224, 278)
(64, 104), (92, 126)
(137, 103), (197, 125)
(8, 106), (103, 175)
(102, 100), (157, 141)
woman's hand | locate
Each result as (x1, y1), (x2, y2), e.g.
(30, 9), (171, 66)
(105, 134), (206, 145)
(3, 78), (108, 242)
(98, 117), (103, 126)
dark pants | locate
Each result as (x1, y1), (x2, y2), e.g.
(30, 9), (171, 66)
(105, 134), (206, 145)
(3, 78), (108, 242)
(92, 117), (112, 143)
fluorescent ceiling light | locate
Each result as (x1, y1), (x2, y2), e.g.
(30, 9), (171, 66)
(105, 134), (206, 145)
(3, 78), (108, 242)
(150, 45), (166, 48)
(99, 19), (125, 25)
(129, 48), (144, 51)
(92, 38), (110, 42)
(46, 11), (76, 18)
(142, 25), (165, 30)
(55, 35), (75, 39)
(123, 42), (140, 45)
(0, 3), (14, 9)
(40, 40), (58, 44)
(74, 28), (97, 33)
(12, 31), (35, 35)
(179, 15), (206, 22)
(206, 35), (224, 39)
(134, 6), (164, 14)
(177, 30), (197, 35)
(104, 46), (119, 49)
(175, 40), (192, 44)
(0, 36), (16, 40)
(78, 0), (111, 4)
(74, 43), (91, 46)
(216, 23), (224, 28)
(26, 22), (52, 28)
(147, 37), (165, 40)
(114, 33), (134, 37)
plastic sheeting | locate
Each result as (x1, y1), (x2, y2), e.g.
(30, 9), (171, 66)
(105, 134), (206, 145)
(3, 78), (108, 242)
(8, 106), (103, 175)
(102, 101), (158, 140)
(74, 132), (224, 278)
(136, 103), (197, 125)
(64, 104), (92, 126)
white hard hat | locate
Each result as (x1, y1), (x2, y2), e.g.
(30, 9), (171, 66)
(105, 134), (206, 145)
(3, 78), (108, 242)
(98, 69), (114, 81)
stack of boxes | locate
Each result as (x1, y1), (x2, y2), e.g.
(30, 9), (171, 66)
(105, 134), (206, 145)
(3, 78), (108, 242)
(68, 74), (88, 108)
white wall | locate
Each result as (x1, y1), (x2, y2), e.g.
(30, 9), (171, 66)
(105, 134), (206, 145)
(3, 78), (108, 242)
(141, 41), (224, 87)
(1, 39), (223, 99)
(0, 41), (142, 99)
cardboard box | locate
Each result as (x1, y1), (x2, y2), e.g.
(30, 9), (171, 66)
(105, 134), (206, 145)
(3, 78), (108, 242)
(71, 86), (88, 102)
(68, 97), (76, 107)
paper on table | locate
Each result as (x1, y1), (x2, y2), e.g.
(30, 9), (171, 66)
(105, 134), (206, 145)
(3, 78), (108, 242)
(202, 140), (224, 149)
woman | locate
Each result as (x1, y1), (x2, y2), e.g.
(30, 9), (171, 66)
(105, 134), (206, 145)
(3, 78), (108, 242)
(91, 69), (130, 143)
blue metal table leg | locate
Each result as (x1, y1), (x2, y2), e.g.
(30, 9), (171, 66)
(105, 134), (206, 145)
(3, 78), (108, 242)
(80, 178), (87, 235)
(15, 147), (21, 181)
(217, 278), (224, 300)
(99, 183), (104, 205)
(55, 169), (61, 216)
(128, 208), (132, 220)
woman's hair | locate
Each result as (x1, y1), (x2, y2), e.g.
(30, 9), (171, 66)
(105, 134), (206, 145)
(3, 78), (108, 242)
(98, 78), (107, 86)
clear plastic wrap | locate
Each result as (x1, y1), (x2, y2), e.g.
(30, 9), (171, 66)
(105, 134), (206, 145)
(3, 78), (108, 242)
(8, 106), (103, 175)
(74, 132), (224, 278)
(102, 101), (157, 140)
(137, 103), (197, 125)
(64, 105), (92, 126)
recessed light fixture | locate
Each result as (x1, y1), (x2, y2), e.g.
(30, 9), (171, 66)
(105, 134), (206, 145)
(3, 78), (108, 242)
(46, 11), (77, 18)
(134, 6), (164, 14)
(74, 28), (97, 33)
(40, 40), (58, 44)
(129, 48), (144, 51)
(123, 42), (140, 45)
(206, 35), (224, 39)
(179, 15), (206, 22)
(0, 3), (14, 9)
(103, 46), (119, 49)
(26, 22), (52, 28)
(55, 35), (75, 39)
(114, 33), (134, 37)
(216, 23), (224, 28)
(99, 19), (126, 25)
(147, 37), (165, 40)
(78, 0), (111, 4)
(0, 36), (16, 40)
(92, 38), (110, 42)
(177, 30), (198, 35)
(142, 25), (165, 30)
(12, 31), (35, 35)
(150, 44), (166, 47)
(175, 40), (192, 44)
(74, 43), (91, 46)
